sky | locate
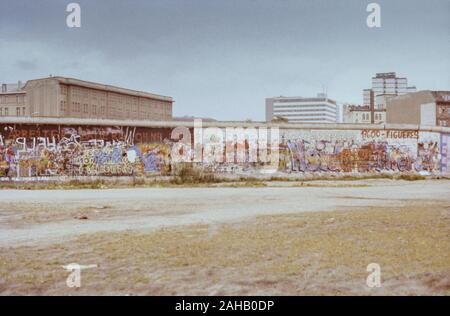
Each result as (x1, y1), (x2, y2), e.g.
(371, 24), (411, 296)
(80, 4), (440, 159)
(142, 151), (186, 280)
(0, 0), (449, 121)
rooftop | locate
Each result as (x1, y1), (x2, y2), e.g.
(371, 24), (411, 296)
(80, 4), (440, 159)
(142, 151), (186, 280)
(22, 76), (173, 102)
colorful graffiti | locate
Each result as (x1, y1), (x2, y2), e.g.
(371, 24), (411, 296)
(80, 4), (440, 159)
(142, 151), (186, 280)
(0, 124), (172, 178)
(0, 124), (448, 178)
(282, 129), (441, 173)
(284, 139), (439, 173)
(441, 133), (450, 174)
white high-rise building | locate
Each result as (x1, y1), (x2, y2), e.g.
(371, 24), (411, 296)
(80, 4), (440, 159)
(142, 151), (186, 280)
(265, 93), (338, 123)
(363, 72), (416, 106)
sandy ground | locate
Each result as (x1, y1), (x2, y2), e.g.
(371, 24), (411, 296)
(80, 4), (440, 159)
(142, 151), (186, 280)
(0, 179), (449, 246)
(0, 179), (449, 295)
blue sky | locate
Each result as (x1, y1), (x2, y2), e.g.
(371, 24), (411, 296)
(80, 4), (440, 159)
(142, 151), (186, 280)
(1, 0), (449, 120)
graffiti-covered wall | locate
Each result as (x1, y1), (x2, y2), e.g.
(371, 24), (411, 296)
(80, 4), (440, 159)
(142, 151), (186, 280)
(0, 124), (173, 178)
(281, 129), (441, 173)
(0, 121), (449, 179)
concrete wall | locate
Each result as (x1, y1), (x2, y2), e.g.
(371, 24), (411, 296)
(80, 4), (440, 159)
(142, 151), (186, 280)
(0, 117), (449, 180)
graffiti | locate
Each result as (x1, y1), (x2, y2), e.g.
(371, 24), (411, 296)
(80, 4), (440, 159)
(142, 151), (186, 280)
(0, 124), (448, 178)
(0, 124), (173, 178)
(361, 129), (419, 139)
(284, 129), (441, 174)
(441, 134), (450, 174)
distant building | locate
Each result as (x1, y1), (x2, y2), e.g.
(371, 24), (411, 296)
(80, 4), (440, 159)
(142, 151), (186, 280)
(0, 76), (173, 121)
(363, 72), (416, 106)
(356, 72), (416, 124)
(0, 82), (26, 117)
(265, 93), (338, 123)
(386, 90), (450, 127)
(343, 104), (385, 124)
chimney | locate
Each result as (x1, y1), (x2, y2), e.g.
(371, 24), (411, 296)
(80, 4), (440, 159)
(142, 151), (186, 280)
(1, 84), (6, 93)
(18, 80), (23, 90)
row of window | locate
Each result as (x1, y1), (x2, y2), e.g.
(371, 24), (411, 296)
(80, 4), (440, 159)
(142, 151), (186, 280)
(60, 100), (170, 119)
(0, 107), (26, 116)
(0, 95), (25, 104)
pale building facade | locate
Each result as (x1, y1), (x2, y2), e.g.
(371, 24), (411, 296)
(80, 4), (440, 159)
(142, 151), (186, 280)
(363, 72), (417, 106)
(0, 82), (27, 117)
(343, 105), (386, 124)
(266, 93), (338, 123)
(0, 77), (173, 120)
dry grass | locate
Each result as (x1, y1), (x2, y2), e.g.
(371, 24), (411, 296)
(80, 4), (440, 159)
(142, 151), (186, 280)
(0, 171), (440, 190)
(0, 201), (449, 295)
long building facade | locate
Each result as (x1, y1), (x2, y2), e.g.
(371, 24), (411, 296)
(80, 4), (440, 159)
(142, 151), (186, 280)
(0, 77), (173, 121)
(266, 93), (338, 123)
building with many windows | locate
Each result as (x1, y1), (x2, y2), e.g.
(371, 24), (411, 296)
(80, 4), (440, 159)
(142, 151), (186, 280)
(363, 72), (416, 106)
(0, 76), (173, 120)
(344, 72), (417, 124)
(0, 82), (27, 117)
(265, 93), (338, 123)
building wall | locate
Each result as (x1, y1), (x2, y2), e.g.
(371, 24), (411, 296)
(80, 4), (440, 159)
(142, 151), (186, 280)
(386, 91), (435, 125)
(0, 118), (448, 179)
(266, 95), (338, 123)
(8, 77), (173, 121)
(265, 98), (274, 121)
(0, 93), (27, 117)
(441, 133), (450, 173)
(434, 92), (450, 127)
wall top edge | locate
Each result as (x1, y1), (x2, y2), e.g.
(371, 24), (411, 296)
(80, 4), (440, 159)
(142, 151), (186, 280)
(0, 117), (449, 133)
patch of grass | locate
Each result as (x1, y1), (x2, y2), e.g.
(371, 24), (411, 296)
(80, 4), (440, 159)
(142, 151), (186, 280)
(170, 164), (220, 185)
(1, 201), (449, 295)
(395, 174), (426, 181)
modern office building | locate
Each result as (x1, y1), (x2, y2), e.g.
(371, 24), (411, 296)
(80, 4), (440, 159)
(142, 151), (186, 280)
(348, 72), (417, 124)
(265, 93), (338, 123)
(386, 90), (450, 127)
(363, 72), (416, 107)
(0, 76), (173, 120)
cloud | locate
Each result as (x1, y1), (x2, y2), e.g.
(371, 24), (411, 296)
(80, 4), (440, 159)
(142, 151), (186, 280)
(0, 0), (449, 120)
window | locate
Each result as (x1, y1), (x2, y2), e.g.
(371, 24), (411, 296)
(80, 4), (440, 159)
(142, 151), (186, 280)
(22, 107), (26, 116)
(5, 107), (9, 116)
(16, 107), (20, 116)
(0, 108), (2, 116)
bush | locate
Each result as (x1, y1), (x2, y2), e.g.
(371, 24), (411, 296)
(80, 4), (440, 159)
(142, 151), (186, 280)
(396, 174), (426, 181)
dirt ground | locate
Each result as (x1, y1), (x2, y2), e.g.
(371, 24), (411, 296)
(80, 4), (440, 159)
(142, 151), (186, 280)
(0, 179), (449, 295)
